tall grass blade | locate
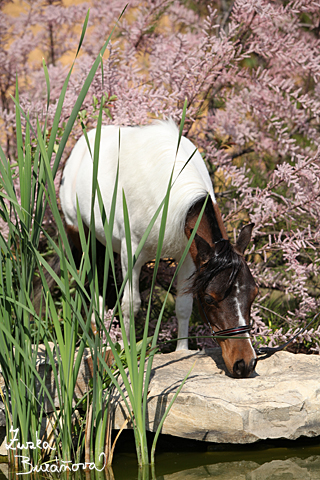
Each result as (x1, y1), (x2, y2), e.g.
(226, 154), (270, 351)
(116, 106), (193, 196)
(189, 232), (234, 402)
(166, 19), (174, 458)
(0, 8), (128, 470)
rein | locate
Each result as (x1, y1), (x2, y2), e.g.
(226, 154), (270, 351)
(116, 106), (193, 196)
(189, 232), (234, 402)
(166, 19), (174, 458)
(254, 312), (320, 359)
(198, 295), (319, 360)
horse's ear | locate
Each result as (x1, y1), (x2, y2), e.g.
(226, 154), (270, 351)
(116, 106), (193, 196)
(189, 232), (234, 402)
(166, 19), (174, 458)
(194, 233), (212, 264)
(235, 223), (254, 255)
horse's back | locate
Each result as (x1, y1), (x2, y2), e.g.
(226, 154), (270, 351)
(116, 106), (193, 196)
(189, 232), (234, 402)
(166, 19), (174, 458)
(60, 120), (215, 258)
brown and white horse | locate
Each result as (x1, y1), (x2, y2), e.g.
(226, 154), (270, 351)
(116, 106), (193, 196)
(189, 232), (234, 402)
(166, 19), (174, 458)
(59, 120), (258, 378)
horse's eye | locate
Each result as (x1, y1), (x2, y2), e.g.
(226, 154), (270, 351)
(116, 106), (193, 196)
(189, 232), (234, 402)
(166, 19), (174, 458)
(204, 294), (217, 306)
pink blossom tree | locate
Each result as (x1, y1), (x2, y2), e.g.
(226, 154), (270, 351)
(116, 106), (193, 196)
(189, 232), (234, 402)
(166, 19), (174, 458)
(1, 0), (319, 351)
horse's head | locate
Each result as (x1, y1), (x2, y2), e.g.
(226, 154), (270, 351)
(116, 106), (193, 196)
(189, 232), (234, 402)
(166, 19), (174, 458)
(192, 224), (258, 378)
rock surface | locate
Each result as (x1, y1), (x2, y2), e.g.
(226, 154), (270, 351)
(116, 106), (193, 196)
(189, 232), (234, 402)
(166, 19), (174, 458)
(111, 349), (320, 443)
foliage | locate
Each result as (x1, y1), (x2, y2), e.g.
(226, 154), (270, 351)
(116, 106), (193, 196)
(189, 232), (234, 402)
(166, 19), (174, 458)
(0, 10), (198, 470)
(0, 8), (123, 471)
(0, 2), (319, 352)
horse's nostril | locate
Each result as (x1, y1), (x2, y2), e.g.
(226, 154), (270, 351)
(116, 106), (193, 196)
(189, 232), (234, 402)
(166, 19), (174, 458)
(233, 358), (256, 378)
(233, 359), (246, 378)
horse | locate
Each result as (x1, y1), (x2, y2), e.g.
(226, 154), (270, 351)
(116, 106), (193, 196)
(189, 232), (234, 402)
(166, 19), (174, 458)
(59, 119), (258, 378)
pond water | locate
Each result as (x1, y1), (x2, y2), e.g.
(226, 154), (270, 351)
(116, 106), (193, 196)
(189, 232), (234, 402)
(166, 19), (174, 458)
(112, 454), (320, 480)
(111, 434), (320, 480)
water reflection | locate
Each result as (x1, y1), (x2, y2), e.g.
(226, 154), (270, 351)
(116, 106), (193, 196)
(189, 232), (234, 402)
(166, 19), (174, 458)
(156, 456), (320, 480)
(1, 456), (320, 480)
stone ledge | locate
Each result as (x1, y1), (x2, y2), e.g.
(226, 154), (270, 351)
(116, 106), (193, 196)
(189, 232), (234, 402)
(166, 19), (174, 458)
(111, 349), (320, 443)
(0, 345), (319, 446)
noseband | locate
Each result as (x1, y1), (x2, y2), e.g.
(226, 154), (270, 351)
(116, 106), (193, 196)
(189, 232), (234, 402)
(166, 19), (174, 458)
(198, 295), (252, 338)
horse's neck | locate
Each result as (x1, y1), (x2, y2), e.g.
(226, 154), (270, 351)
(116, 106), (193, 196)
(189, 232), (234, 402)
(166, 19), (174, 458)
(185, 197), (228, 261)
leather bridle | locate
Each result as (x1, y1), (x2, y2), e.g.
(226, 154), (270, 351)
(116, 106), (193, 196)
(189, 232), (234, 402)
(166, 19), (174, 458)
(198, 295), (319, 359)
(198, 295), (253, 338)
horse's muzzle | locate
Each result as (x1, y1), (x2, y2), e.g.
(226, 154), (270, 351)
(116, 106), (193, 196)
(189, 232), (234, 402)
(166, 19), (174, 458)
(232, 357), (257, 378)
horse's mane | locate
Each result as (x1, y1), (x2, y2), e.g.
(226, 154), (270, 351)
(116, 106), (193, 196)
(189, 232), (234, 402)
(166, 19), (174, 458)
(185, 197), (242, 296)
(191, 239), (243, 296)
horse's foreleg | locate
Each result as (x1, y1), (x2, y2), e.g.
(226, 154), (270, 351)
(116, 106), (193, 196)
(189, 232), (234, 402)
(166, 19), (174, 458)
(120, 242), (143, 341)
(175, 254), (195, 351)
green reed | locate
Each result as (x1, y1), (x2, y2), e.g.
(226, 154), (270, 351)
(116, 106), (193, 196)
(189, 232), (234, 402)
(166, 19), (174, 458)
(82, 99), (205, 467)
(0, 9), (123, 469)
(0, 9), (202, 471)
